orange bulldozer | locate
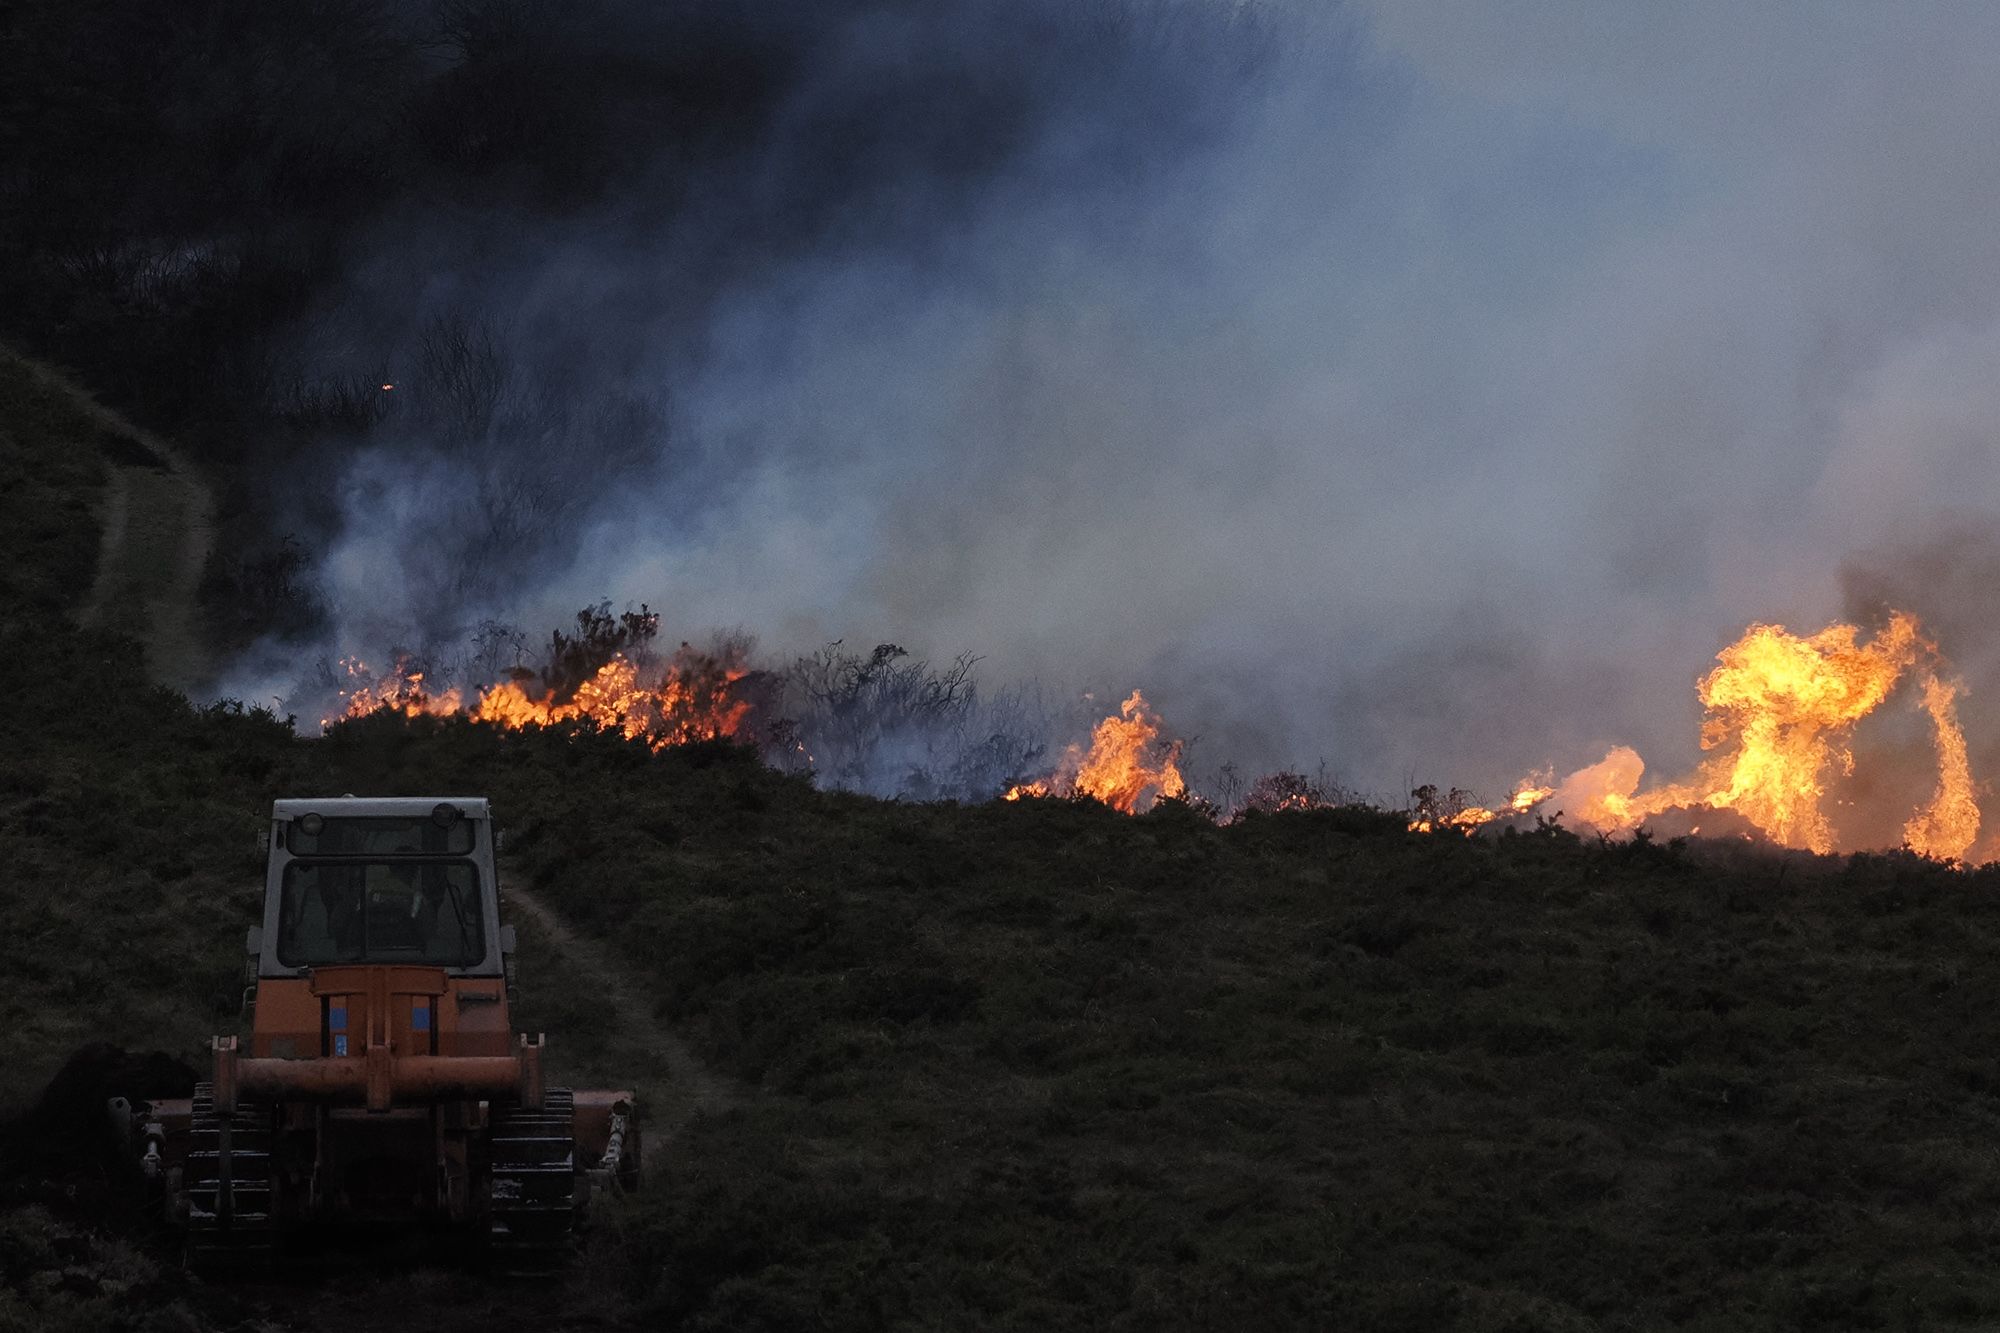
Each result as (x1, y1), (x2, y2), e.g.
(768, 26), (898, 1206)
(106, 797), (639, 1273)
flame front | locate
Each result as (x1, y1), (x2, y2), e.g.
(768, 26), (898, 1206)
(325, 657), (463, 724)
(330, 605), (1981, 857)
(330, 647), (750, 750)
(1005, 689), (1186, 813)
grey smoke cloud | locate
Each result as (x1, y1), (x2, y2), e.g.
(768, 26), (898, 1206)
(234, 1), (2000, 803)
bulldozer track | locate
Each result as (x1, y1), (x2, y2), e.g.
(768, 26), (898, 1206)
(486, 1087), (580, 1276)
(499, 879), (737, 1158)
(184, 1084), (278, 1273)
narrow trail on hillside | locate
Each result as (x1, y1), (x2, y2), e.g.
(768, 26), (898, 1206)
(6, 350), (217, 690)
(500, 878), (739, 1162)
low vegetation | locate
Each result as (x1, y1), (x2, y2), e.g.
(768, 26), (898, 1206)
(10, 359), (2000, 1330)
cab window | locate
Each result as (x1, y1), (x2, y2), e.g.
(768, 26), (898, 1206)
(276, 861), (485, 967)
(286, 816), (474, 857)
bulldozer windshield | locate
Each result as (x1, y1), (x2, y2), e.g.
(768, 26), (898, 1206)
(275, 860), (486, 968)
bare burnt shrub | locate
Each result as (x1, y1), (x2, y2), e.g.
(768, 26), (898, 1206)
(272, 373), (393, 434)
(1408, 782), (1479, 830)
(466, 618), (531, 683)
(415, 313), (508, 446)
(793, 643), (976, 728)
(1209, 760), (1247, 815)
(1243, 766), (1354, 815)
(779, 643), (1050, 799)
(540, 602), (660, 700)
(946, 708), (1049, 800)
(787, 642), (971, 789)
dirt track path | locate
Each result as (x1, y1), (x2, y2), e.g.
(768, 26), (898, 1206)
(6, 352), (218, 690)
(500, 879), (737, 1161)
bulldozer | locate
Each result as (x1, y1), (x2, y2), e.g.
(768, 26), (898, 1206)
(107, 797), (639, 1272)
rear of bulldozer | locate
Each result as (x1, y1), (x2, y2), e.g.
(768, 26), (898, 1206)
(128, 797), (639, 1274)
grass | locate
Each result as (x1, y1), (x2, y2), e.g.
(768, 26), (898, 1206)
(486, 757), (2000, 1331)
(8, 357), (2000, 1329)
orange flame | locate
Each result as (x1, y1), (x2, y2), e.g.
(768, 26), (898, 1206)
(323, 656), (463, 726)
(1903, 672), (1979, 859)
(1511, 783), (1556, 812)
(1005, 690), (1186, 813)
(1516, 611), (1980, 858)
(329, 647), (750, 750)
(1407, 778), (1555, 833)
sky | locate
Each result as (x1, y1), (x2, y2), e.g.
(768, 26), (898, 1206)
(239, 1), (2000, 803)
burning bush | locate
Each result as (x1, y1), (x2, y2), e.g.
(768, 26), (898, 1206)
(540, 603), (664, 701)
(1406, 784), (1483, 834)
(1004, 690), (1186, 814)
(325, 604), (762, 751)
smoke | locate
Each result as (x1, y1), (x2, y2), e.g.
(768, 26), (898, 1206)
(1840, 520), (2000, 852)
(222, 1), (2000, 805)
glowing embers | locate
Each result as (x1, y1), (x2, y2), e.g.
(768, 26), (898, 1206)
(1499, 611), (1981, 859)
(1005, 690), (1186, 814)
(326, 656), (462, 723)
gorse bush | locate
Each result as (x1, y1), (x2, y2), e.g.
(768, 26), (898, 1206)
(543, 603), (664, 699)
(780, 642), (1017, 796)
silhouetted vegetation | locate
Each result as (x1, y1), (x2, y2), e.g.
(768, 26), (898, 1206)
(11, 371), (2000, 1328)
(15, 599), (2000, 1329)
(542, 603), (663, 699)
(775, 641), (1049, 797)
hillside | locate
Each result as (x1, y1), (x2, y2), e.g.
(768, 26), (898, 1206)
(7, 356), (2000, 1330)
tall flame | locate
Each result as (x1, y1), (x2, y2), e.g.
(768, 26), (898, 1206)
(1005, 689), (1186, 813)
(1520, 611), (1980, 858)
(1682, 613), (1919, 849)
(1903, 672), (1979, 858)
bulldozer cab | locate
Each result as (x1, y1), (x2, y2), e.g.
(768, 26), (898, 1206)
(253, 798), (511, 980)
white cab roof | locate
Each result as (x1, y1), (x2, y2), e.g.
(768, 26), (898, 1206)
(270, 797), (491, 819)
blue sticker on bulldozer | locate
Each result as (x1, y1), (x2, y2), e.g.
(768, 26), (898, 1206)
(334, 1034), (348, 1056)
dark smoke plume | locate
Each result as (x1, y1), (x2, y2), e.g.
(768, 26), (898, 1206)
(24, 0), (1997, 805)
